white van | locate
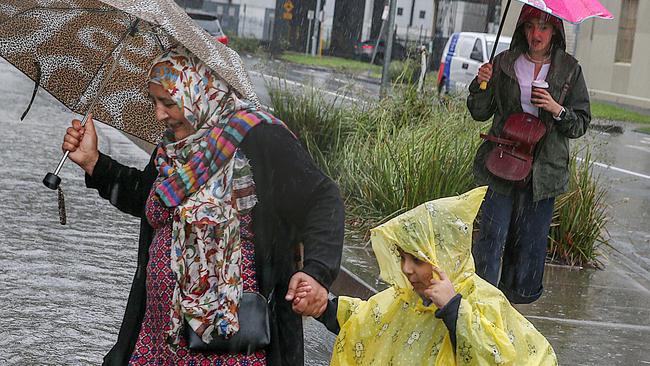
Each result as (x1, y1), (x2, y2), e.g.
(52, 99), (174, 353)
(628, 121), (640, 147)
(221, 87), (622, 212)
(437, 32), (511, 94)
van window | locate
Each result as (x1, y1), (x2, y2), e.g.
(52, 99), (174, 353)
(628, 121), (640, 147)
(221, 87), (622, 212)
(470, 39), (483, 62)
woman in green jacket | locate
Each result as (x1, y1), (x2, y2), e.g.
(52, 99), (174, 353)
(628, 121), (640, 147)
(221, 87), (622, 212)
(466, 5), (591, 304)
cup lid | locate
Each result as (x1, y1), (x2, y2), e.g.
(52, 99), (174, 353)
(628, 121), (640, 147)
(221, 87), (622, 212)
(532, 80), (549, 88)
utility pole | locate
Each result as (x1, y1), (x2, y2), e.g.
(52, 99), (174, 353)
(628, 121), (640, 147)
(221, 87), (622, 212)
(371, 4), (389, 65)
(432, 0), (441, 38)
(310, 0), (322, 56)
(306, 9), (314, 54)
(380, 0), (397, 98)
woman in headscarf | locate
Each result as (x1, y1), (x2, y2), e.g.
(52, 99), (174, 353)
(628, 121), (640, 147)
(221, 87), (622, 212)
(467, 5), (591, 303)
(307, 187), (557, 365)
(61, 45), (344, 365)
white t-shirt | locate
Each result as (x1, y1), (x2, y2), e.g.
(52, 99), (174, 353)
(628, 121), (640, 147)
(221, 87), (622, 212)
(514, 55), (550, 117)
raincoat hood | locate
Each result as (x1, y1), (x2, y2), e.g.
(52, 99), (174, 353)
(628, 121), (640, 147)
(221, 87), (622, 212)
(511, 4), (566, 53)
(371, 186), (487, 293)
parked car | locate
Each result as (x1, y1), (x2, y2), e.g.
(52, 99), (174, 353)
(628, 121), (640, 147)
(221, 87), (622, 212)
(186, 10), (228, 46)
(437, 32), (511, 94)
(354, 39), (407, 64)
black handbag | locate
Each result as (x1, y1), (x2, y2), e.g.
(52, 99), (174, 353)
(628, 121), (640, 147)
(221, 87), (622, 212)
(184, 291), (272, 354)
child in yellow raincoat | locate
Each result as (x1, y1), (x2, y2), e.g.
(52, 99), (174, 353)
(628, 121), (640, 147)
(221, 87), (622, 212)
(296, 186), (557, 365)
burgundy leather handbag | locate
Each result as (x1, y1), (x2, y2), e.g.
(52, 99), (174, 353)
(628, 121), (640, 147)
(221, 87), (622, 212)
(480, 112), (546, 183)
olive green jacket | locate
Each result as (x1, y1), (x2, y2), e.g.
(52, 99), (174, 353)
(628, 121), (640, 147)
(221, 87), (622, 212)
(466, 49), (591, 201)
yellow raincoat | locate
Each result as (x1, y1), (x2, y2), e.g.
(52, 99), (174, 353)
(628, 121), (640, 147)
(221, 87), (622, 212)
(331, 187), (557, 365)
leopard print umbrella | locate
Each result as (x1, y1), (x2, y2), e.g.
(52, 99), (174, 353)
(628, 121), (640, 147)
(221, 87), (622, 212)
(0, 0), (259, 144)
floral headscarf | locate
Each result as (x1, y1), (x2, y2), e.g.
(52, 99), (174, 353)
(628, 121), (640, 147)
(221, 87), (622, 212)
(148, 46), (282, 345)
(331, 187), (557, 365)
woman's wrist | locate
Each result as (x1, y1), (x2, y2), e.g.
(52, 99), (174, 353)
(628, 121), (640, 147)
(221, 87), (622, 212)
(82, 151), (100, 176)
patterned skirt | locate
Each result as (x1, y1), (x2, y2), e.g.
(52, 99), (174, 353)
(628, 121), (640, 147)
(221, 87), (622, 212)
(128, 190), (266, 366)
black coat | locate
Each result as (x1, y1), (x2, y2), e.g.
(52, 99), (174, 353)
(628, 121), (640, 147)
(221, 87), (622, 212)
(87, 124), (345, 366)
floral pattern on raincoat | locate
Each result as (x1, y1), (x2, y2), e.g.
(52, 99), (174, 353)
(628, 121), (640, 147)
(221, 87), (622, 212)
(330, 186), (557, 365)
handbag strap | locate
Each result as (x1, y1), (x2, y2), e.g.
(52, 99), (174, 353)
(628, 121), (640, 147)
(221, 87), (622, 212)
(558, 64), (577, 105)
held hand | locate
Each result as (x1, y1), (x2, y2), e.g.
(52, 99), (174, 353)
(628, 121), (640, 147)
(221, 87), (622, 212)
(531, 89), (563, 117)
(62, 114), (99, 175)
(285, 272), (328, 317)
(423, 266), (456, 309)
(292, 281), (313, 300)
(477, 63), (493, 84)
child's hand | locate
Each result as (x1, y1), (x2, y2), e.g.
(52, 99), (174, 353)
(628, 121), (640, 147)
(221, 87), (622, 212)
(293, 281), (312, 303)
(424, 266), (456, 309)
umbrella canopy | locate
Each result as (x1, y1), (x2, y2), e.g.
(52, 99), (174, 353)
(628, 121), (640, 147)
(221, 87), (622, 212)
(0, 0), (259, 144)
(516, 0), (613, 24)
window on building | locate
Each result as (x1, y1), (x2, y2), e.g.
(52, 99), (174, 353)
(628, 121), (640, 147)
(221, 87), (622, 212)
(397, 7), (403, 16)
(615, 0), (638, 63)
(419, 10), (426, 19)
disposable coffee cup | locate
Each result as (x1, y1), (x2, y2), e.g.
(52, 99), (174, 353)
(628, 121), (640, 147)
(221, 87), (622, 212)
(531, 80), (549, 104)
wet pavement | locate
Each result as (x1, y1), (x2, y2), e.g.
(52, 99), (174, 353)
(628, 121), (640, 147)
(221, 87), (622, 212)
(2, 54), (650, 365)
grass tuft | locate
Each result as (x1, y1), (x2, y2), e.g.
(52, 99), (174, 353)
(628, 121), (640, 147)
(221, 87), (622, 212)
(548, 149), (611, 268)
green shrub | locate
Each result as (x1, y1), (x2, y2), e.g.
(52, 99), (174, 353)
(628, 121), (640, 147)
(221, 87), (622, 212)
(548, 149), (610, 267)
(389, 58), (420, 84)
(267, 81), (350, 176)
(337, 90), (485, 234)
(228, 36), (262, 54)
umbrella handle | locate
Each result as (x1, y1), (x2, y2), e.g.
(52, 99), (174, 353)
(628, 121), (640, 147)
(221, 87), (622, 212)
(43, 152), (69, 190)
(43, 112), (92, 190)
(478, 0), (511, 92)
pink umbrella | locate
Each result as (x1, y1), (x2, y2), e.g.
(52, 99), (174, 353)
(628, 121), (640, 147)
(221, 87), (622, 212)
(518, 0), (613, 24)
(479, 0), (613, 89)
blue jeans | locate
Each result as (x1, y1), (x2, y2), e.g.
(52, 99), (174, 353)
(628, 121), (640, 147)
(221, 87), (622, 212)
(472, 187), (555, 304)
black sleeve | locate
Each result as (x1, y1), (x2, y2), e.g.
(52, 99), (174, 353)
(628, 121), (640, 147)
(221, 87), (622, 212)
(85, 151), (158, 218)
(241, 124), (345, 289)
(316, 297), (340, 334)
(435, 293), (462, 350)
(466, 56), (499, 122)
